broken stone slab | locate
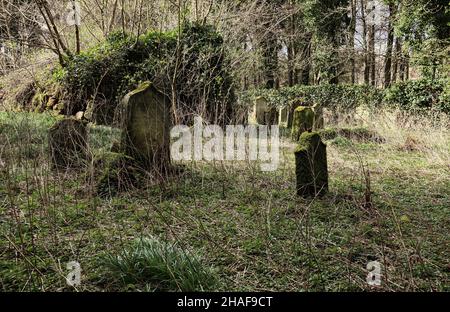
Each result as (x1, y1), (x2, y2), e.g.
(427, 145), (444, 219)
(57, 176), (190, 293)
(119, 81), (171, 171)
(48, 118), (88, 169)
(295, 132), (329, 198)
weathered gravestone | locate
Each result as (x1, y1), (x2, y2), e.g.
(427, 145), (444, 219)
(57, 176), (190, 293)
(278, 106), (289, 128)
(49, 118), (88, 169)
(253, 96), (278, 125)
(295, 132), (328, 198)
(291, 106), (315, 141)
(312, 104), (324, 129)
(119, 81), (171, 171)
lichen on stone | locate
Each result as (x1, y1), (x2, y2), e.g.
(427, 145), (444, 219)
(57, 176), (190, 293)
(295, 131), (328, 198)
(291, 106), (315, 141)
(119, 81), (171, 171)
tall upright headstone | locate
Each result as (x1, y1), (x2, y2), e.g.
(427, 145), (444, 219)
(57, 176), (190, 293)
(278, 106), (289, 128)
(295, 132), (328, 197)
(119, 81), (171, 170)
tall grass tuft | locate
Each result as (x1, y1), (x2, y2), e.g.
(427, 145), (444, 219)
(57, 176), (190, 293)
(101, 237), (219, 291)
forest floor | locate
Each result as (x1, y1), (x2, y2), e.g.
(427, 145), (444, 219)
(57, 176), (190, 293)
(0, 110), (449, 291)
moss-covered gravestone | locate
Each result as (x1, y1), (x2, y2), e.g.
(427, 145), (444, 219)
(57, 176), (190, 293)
(295, 132), (328, 197)
(119, 81), (171, 170)
(49, 118), (88, 169)
(291, 106), (315, 141)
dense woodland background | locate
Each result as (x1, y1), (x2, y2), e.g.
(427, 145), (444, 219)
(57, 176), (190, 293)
(0, 0), (448, 117)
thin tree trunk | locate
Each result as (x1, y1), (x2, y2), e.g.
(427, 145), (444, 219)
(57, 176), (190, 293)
(262, 34), (278, 89)
(350, 0), (357, 84)
(38, 0), (71, 56)
(368, 1), (376, 87)
(72, 1), (80, 54)
(108, 0), (119, 34)
(287, 41), (294, 86)
(301, 33), (311, 85)
(384, 3), (394, 88)
(287, 14), (295, 87)
(392, 37), (400, 83)
(36, 1), (65, 66)
(360, 0), (369, 84)
(398, 40), (405, 81)
(405, 52), (409, 80)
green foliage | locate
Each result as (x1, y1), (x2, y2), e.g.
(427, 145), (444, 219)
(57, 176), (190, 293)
(57, 22), (234, 125)
(383, 79), (449, 114)
(101, 237), (218, 291)
(0, 112), (59, 161)
(240, 84), (382, 111)
(241, 79), (449, 115)
(395, 0), (449, 79)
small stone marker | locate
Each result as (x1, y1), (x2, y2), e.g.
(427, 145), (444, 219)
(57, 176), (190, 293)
(119, 81), (171, 170)
(295, 132), (328, 197)
(291, 106), (315, 141)
(49, 118), (88, 169)
(278, 106), (289, 128)
(75, 111), (84, 120)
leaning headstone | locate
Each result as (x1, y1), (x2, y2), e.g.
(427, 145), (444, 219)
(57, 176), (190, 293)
(295, 132), (328, 198)
(312, 104), (324, 129)
(49, 118), (88, 169)
(291, 106), (315, 141)
(119, 81), (171, 171)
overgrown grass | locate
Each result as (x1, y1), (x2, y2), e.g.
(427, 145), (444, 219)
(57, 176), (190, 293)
(100, 237), (218, 291)
(0, 109), (448, 291)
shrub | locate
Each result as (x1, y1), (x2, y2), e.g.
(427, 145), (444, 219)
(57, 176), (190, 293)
(56, 22), (234, 125)
(240, 84), (383, 113)
(100, 237), (219, 291)
(240, 80), (449, 116)
(383, 78), (449, 114)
